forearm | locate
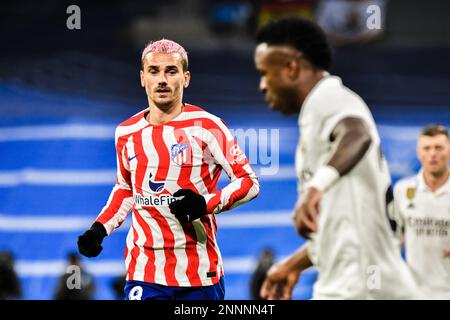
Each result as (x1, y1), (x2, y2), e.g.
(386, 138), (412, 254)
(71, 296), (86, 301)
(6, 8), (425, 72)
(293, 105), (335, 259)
(96, 184), (133, 235)
(205, 168), (259, 214)
(282, 243), (313, 272)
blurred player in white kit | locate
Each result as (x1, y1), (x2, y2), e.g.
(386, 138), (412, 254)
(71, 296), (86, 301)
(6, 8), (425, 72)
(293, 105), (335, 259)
(254, 17), (421, 299)
(393, 124), (450, 299)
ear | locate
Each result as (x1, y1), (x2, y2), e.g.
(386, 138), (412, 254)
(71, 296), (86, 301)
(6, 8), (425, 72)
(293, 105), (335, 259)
(140, 70), (145, 88)
(183, 71), (191, 88)
(287, 59), (301, 80)
(416, 143), (422, 162)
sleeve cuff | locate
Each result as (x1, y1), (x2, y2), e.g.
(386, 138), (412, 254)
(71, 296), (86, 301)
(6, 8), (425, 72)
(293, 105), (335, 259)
(203, 193), (222, 214)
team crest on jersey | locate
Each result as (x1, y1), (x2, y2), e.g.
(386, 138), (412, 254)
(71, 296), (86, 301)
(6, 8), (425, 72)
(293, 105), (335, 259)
(171, 143), (189, 165)
(406, 187), (416, 209)
(149, 172), (165, 194)
(406, 187), (416, 200)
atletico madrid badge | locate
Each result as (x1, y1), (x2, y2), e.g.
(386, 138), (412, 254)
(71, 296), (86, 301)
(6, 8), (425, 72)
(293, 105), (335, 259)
(171, 143), (189, 165)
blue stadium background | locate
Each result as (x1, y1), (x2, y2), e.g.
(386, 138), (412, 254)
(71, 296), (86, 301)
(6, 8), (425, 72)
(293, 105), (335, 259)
(1, 0), (450, 300)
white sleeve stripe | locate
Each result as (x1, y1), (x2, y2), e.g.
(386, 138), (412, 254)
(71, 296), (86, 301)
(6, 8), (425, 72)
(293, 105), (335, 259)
(98, 185), (133, 234)
(220, 178), (243, 208)
(198, 128), (236, 180)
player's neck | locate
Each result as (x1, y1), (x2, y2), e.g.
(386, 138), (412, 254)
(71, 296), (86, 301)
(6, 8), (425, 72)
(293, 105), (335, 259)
(301, 70), (326, 103)
(422, 169), (450, 192)
(146, 102), (184, 125)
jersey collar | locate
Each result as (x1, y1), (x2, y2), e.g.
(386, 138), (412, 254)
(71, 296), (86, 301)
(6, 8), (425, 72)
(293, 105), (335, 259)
(417, 169), (450, 195)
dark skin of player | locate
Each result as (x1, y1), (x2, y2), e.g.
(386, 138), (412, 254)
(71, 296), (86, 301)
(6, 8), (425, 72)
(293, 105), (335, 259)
(255, 43), (372, 299)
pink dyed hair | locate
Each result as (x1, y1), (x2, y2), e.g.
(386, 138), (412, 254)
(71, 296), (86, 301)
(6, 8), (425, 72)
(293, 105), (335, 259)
(141, 39), (189, 71)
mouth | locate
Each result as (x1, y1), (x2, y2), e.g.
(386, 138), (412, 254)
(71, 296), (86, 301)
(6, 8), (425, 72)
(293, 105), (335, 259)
(265, 96), (277, 109)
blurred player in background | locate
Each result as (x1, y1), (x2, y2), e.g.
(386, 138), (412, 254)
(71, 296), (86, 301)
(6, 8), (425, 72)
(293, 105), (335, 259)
(393, 124), (450, 299)
(254, 17), (420, 299)
(0, 251), (21, 300)
(54, 252), (95, 300)
(77, 39), (259, 300)
(249, 247), (275, 300)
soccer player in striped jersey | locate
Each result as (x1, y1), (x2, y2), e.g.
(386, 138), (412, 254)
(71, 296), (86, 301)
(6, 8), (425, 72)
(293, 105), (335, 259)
(77, 39), (259, 300)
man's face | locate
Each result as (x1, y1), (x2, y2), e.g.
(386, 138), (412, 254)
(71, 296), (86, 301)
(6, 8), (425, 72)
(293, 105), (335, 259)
(417, 134), (450, 176)
(140, 52), (190, 110)
(254, 43), (301, 115)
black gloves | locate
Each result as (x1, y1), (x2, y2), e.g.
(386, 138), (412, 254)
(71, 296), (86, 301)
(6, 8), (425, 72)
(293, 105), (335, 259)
(169, 189), (208, 224)
(77, 222), (107, 258)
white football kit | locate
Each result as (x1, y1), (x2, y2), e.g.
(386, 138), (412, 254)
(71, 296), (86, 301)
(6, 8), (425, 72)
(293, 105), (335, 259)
(296, 73), (421, 299)
(393, 170), (450, 299)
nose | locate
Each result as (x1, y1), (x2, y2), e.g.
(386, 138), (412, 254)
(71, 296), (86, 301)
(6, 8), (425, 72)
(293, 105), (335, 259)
(429, 148), (438, 157)
(259, 78), (267, 94)
(157, 72), (167, 85)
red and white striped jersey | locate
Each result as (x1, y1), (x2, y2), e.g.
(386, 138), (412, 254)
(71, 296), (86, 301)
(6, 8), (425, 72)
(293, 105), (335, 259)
(95, 104), (259, 286)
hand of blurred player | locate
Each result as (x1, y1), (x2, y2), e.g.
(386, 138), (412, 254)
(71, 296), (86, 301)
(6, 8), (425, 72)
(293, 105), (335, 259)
(260, 260), (301, 300)
(443, 248), (450, 258)
(293, 187), (321, 238)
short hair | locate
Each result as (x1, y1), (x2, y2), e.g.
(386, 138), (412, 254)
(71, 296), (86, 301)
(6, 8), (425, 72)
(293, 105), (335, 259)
(420, 124), (449, 139)
(256, 17), (332, 70)
(141, 39), (188, 71)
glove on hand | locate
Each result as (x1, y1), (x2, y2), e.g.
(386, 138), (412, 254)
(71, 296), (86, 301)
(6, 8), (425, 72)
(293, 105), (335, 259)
(169, 189), (208, 224)
(77, 222), (107, 258)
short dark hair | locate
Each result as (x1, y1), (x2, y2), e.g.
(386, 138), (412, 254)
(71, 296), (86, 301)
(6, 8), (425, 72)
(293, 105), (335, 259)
(256, 17), (332, 70)
(420, 124), (449, 139)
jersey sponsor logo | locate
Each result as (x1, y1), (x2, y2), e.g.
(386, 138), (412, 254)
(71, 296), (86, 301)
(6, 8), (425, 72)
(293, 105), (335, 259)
(171, 143), (189, 165)
(407, 217), (450, 237)
(149, 172), (165, 194)
(134, 194), (176, 207)
(229, 144), (246, 165)
(230, 144), (243, 157)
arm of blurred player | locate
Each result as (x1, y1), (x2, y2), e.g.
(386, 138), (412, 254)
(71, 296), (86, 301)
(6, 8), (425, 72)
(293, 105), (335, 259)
(393, 186), (406, 251)
(295, 117), (372, 238)
(444, 248), (450, 258)
(260, 244), (313, 300)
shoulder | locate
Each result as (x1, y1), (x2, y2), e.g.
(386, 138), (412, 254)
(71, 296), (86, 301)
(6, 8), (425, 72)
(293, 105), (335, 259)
(115, 108), (148, 140)
(181, 103), (230, 129)
(117, 108), (147, 129)
(394, 175), (418, 196)
(311, 77), (368, 116)
(182, 104), (225, 124)
(181, 103), (233, 140)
